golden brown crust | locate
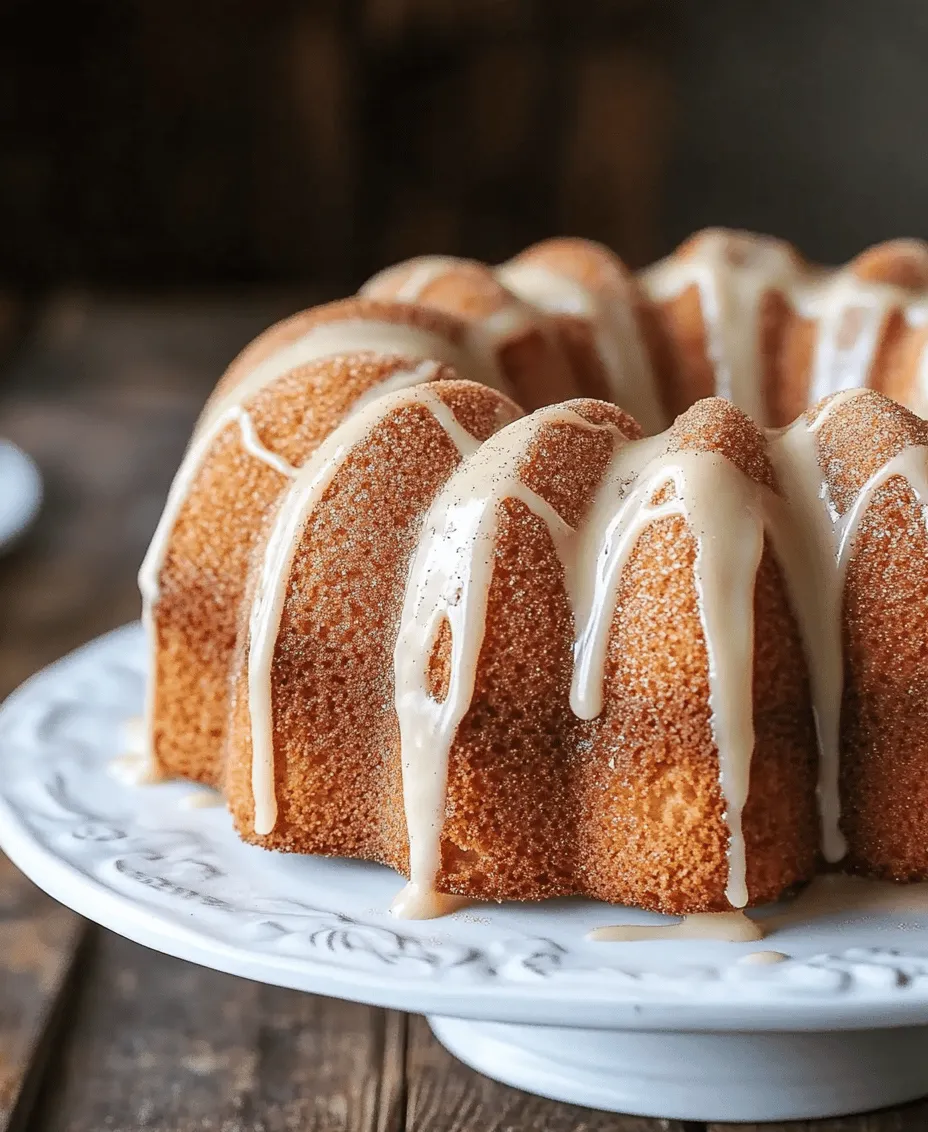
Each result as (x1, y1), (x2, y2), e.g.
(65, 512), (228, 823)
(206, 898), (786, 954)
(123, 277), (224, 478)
(648, 285), (718, 419)
(507, 237), (679, 419)
(573, 399), (818, 912)
(224, 381), (523, 865)
(813, 391), (928, 880)
(849, 240), (928, 289)
(206, 298), (471, 416)
(362, 258), (580, 411)
(151, 354), (465, 786)
(668, 396), (777, 490)
(433, 400), (640, 901)
(649, 232), (928, 428)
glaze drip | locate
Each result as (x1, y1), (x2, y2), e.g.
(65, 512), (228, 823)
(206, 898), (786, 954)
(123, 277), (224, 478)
(764, 388), (928, 863)
(642, 230), (928, 424)
(364, 256), (571, 406)
(498, 261), (666, 435)
(391, 387), (928, 916)
(248, 384), (482, 837)
(138, 403), (299, 777)
(393, 407), (599, 918)
(203, 316), (507, 428)
(764, 392), (861, 862)
(641, 231), (798, 423)
(139, 233), (928, 925)
(139, 306), (505, 774)
(393, 411), (777, 913)
(367, 231), (928, 438)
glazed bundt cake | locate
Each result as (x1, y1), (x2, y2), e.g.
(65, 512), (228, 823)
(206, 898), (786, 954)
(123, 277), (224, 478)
(364, 228), (928, 430)
(139, 228), (928, 918)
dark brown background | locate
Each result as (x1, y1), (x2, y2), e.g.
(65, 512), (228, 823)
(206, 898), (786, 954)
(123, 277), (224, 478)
(3, 0), (927, 295)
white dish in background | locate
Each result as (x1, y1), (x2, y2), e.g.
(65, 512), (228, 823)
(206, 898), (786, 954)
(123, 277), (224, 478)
(0, 440), (42, 551)
(2, 623), (928, 1121)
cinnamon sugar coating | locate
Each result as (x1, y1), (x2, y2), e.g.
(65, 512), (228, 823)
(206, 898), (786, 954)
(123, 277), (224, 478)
(143, 231), (928, 917)
(815, 391), (928, 880)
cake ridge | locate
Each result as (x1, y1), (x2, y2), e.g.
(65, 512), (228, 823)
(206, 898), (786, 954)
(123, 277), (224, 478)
(203, 308), (507, 427)
(498, 251), (663, 434)
(394, 402), (628, 918)
(249, 380), (489, 836)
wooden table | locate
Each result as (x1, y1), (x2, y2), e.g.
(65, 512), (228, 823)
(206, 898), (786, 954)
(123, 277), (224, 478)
(1, 292), (926, 1132)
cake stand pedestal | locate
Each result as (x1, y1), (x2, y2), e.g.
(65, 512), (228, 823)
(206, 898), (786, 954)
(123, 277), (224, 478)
(3, 625), (928, 1123)
(428, 1018), (928, 1122)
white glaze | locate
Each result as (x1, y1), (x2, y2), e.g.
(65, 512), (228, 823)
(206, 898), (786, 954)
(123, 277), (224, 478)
(915, 338), (928, 418)
(348, 358), (441, 413)
(391, 383), (928, 916)
(768, 873), (928, 924)
(234, 408), (298, 478)
(764, 391), (862, 862)
(202, 316), (505, 429)
(738, 951), (790, 965)
(797, 266), (928, 407)
(641, 230), (928, 426)
(833, 444), (928, 569)
(370, 233), (928, 437)
(139, 406), (297, 611)
(137, 405), (299, 776)
(571, 446), (768, 909)
(138, 304), (501, 775)
(589, 911), (764, 944)
(499, 260), (666, 435)
(392, 406), (602, 918)
(179, 790), (224, 810)
(496, 262), (596, 317)
(766, 389), (928, 862)
(248, 383), (482, 837)
(365, 256), (572, 405)
(361, 256), (467, 304)
(394, 409), (777, 913)
(140, 235), (928, 925)
(641, 231), (798, 424)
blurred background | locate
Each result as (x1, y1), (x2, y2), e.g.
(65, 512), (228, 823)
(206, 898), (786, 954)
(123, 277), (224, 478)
(3, 5), (928, 1123)
(3, 0), (927, 297)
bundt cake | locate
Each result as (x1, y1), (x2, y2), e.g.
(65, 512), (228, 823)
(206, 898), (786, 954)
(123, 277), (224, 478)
(139, 228), (928, 919)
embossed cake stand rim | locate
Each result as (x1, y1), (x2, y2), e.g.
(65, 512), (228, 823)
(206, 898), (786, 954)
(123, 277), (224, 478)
(2, 624), (928, 1037)
(7, 811), (928, 1126)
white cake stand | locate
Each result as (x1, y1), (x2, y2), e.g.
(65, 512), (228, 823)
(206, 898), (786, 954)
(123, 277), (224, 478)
(3, 625), (928, 1123)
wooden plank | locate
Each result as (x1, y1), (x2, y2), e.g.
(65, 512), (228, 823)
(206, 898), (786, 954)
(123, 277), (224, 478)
(710, 1107), (928, 1132)
(405, 1013), (695, 1132)
(29, 930), (405, 1132)
(0, 856), (85, 1132)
